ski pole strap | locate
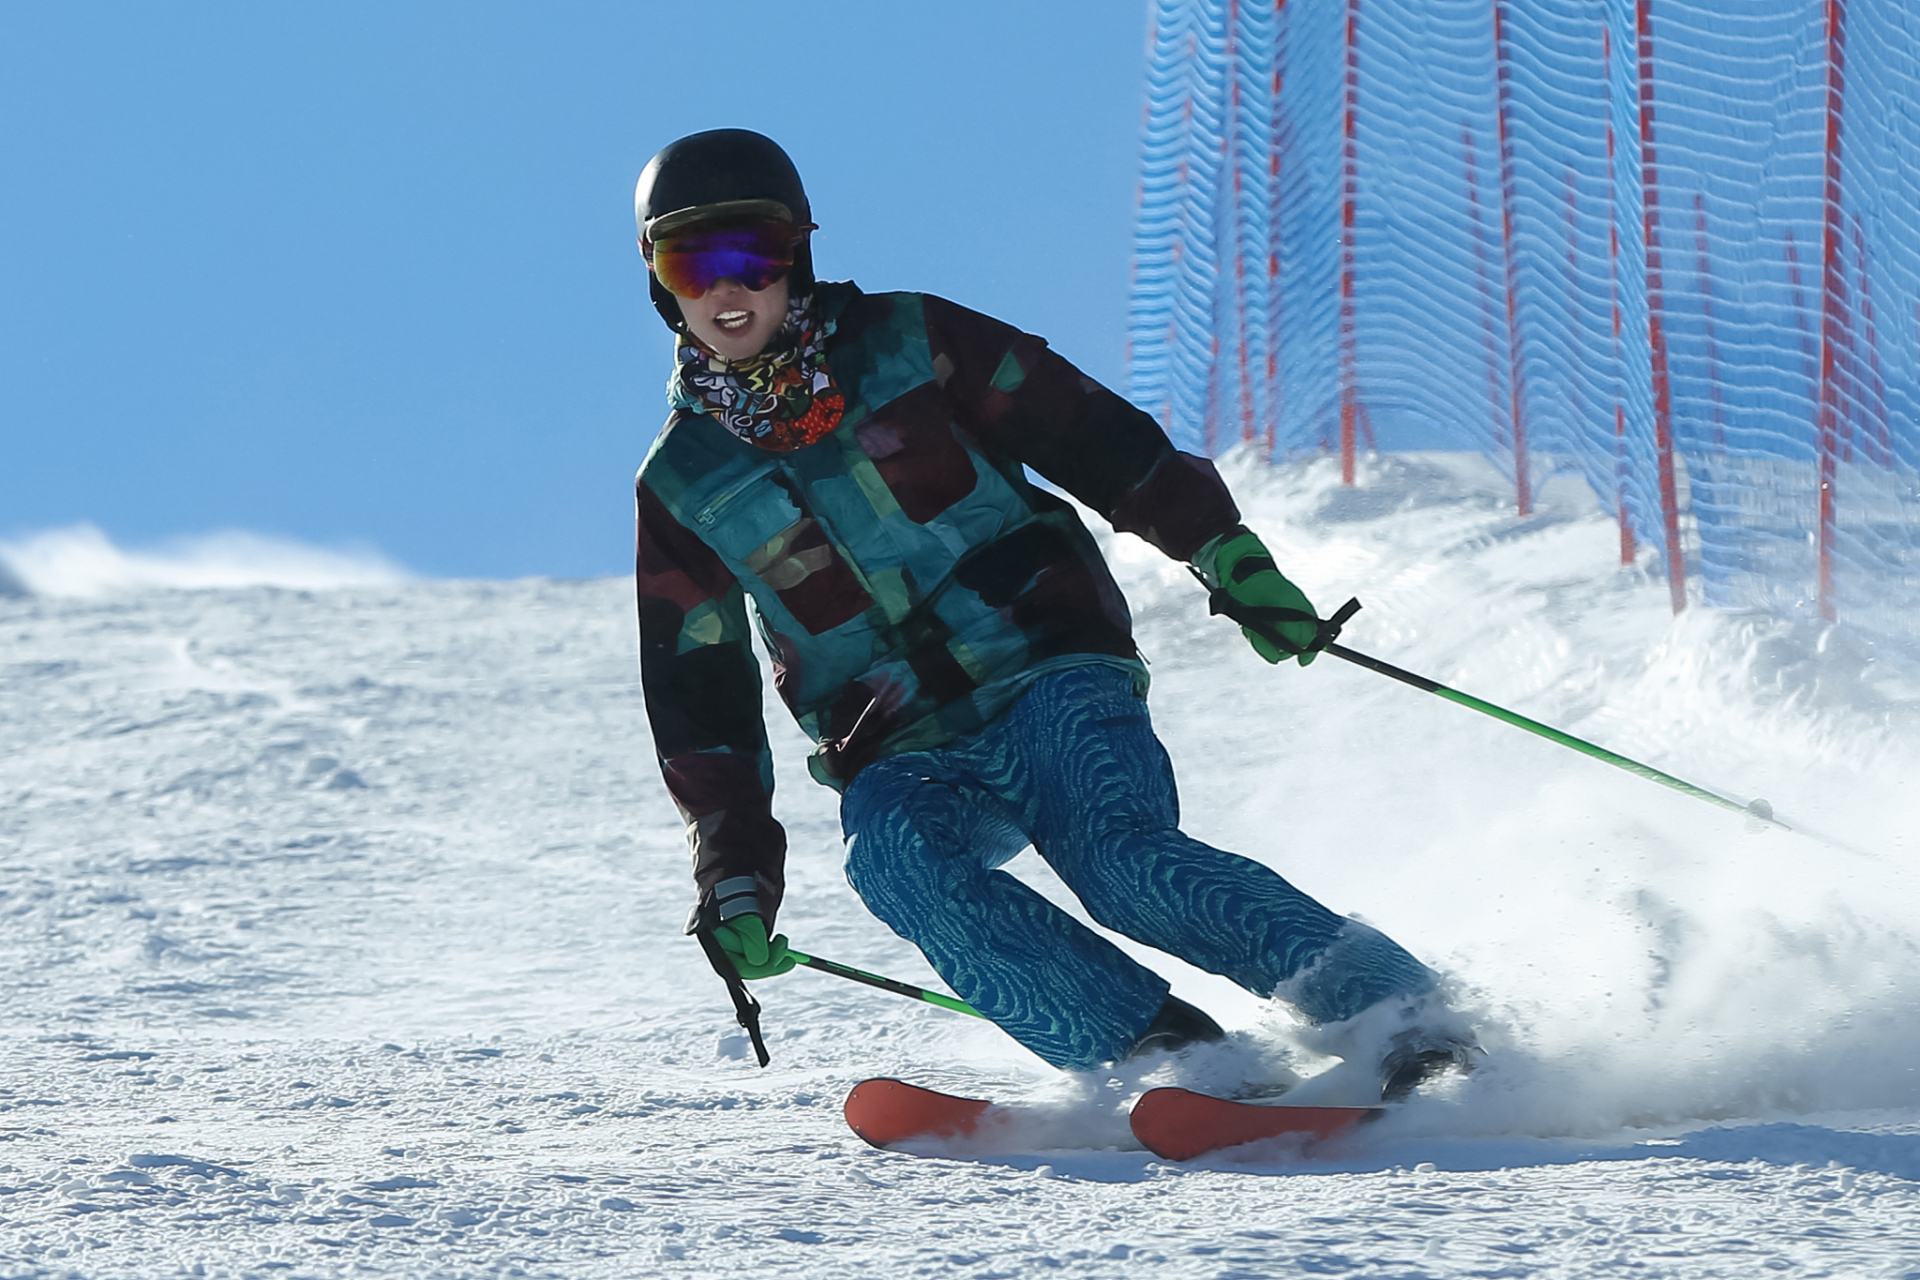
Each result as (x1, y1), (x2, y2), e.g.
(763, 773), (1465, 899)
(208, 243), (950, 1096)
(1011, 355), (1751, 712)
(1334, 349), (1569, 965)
(686, 904), (771, 1067)
(1196, 565), (1364, 658)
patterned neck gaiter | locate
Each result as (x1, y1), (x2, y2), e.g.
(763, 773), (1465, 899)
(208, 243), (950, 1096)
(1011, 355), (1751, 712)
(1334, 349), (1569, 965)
(672, 294), (846, 452)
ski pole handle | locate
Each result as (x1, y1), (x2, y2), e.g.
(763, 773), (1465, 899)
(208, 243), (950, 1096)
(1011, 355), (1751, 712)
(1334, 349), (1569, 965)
(788, 950), (986, 1019)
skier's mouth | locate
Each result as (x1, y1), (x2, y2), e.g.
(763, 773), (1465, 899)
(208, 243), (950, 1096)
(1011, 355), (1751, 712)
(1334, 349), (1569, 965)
(715, 309), (753, 333)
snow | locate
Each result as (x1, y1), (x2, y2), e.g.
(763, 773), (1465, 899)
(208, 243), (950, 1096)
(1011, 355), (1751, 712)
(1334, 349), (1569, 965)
(3, 450), (1918, 1278)
(0, 525), (410, 598)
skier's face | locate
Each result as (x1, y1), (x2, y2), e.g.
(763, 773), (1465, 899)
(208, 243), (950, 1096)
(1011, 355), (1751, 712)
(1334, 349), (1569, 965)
(675, 273), (789, 362)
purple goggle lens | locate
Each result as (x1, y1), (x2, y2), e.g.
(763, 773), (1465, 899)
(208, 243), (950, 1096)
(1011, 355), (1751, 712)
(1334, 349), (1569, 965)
(647, 220), (803, 299)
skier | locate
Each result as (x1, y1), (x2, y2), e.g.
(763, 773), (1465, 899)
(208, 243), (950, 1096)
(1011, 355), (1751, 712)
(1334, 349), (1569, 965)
(632, 128), (1473, 1100)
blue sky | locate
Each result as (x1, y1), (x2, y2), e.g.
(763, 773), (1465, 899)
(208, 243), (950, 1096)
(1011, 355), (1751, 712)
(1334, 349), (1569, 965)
(1, 2), (1150, 579)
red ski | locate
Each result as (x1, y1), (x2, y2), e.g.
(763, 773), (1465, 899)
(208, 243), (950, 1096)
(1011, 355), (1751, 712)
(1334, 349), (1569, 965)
(1129, 1087), (1379, 1161)
(844, 1077), (994, 1149)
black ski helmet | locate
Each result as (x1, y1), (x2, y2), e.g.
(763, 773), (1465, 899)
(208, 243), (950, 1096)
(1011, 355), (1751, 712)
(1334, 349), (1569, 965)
(635, 129), (814, 331)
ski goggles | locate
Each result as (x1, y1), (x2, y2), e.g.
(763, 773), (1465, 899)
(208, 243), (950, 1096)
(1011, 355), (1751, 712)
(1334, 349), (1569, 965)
(644, 216), (811, 299)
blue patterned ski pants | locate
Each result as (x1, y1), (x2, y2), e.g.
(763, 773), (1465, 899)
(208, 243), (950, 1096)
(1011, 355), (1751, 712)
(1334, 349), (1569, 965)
(840, 664), (1436, 1071)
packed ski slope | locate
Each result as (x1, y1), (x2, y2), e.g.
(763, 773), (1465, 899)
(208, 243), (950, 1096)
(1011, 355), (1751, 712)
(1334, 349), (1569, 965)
(3, 451), (1917, 1279)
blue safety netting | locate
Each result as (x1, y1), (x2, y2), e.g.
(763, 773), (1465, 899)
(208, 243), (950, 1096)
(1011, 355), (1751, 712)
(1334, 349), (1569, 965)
(1128, 0), (1920, 643)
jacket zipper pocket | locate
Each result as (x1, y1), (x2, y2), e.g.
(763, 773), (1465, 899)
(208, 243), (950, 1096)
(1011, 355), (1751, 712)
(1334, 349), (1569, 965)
(692, 469), (774, 527)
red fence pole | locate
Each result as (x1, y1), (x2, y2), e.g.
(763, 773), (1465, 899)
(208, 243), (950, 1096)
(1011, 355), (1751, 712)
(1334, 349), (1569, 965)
(1637, 0), (1686, 613)
(1492, 0), (1532, 516)
(1816, 0), (1849, 624)
(1338, 0), (1361, 484)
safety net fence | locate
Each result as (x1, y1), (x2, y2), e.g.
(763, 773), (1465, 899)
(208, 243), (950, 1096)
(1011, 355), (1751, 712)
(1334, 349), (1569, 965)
(1128, 0), (1920, 644)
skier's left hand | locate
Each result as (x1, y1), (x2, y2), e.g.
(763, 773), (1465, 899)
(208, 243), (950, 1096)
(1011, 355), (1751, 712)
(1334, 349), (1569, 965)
(713, 913), (797, 980)
(1201, 527), (1323, 666)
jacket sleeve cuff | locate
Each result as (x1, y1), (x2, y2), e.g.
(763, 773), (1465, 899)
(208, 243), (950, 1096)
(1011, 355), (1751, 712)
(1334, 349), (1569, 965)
(1192, 526), (1245, 589)
(684, 870), (784, 937)
(711, 876), (762, 922)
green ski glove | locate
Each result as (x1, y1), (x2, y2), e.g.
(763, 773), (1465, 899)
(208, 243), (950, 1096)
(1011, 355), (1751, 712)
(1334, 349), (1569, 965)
(713, 913), (798, 981)
(1199, 526), (1322, 666)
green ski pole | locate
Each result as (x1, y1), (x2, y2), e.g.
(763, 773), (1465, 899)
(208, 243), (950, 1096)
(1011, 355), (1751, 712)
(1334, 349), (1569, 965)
(787, 950), (986, 1019)
(1319, 635), (1784, 828)
(1202, 579), (1785, 830)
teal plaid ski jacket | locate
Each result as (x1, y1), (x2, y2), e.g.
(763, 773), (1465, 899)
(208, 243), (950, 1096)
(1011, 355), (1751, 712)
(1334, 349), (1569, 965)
(635, 282), (1240, 922)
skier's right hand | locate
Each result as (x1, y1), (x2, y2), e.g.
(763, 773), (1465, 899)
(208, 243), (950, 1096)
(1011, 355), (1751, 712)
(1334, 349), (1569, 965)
(713, 913), (797, 980)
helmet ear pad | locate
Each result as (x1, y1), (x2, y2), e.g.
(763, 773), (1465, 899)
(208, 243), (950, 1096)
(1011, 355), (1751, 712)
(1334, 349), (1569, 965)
(646, 237), (815, 333)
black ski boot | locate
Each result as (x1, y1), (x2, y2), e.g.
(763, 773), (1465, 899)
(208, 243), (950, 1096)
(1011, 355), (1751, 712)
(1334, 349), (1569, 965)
(1126, 995), (1227, 1060)
(1379, 1027), (1481, 1102)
